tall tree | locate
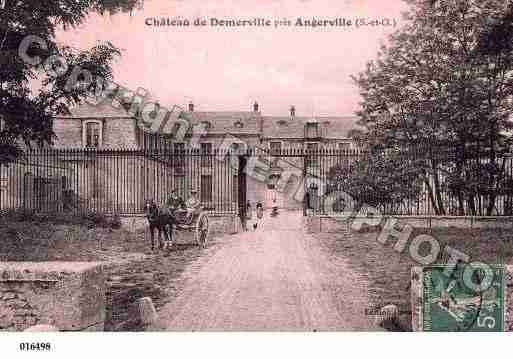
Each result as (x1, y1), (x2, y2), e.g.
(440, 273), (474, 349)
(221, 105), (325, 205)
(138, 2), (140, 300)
(476, 2), (513, 56)
(328, 149), (425, 215)
(0, 0), (142, 164)
(351, 0), (513, 215)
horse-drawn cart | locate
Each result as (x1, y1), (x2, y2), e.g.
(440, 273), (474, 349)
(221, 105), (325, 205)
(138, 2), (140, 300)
(145, 201), (210, 251)
(172, 208), (210, 247)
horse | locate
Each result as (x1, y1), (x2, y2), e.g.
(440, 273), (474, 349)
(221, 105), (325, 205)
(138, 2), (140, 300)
(144, 200), (176, 251)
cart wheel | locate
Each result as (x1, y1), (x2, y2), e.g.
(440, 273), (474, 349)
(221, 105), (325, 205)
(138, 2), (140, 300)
(195, 212), (209, 248)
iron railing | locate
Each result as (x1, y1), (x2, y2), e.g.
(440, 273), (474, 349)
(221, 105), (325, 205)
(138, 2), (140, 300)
(0, 148), (239, 215)
(1, 146), (512, 216)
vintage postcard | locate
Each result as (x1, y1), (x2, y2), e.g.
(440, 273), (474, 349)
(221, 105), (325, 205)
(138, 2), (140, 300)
(1, 0), (513, 356)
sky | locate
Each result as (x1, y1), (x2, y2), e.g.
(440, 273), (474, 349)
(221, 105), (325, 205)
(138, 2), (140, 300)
(57, 0), (407, 116)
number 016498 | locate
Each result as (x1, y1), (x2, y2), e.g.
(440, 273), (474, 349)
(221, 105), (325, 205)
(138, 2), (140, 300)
(19, 342), (52, 351)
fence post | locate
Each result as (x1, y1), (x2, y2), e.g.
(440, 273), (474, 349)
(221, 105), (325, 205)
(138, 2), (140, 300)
(238, 151), (247, 230)
(303, 150), (307, 217)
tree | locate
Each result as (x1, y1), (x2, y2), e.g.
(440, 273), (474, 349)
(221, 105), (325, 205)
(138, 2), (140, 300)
(328, 149), (425, 215)
(351, 0), (513, 215)
(476, 3), (513, 56)
(0, 0), (142, 164)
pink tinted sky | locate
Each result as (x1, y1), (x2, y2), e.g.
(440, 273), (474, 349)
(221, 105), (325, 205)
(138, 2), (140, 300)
(57, 0), (407, 116)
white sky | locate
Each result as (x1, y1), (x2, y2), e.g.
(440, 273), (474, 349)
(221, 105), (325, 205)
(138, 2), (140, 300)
(57, 0), (407, 116)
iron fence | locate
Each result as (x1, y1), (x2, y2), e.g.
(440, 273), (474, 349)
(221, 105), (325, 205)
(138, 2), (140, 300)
(1, 146), (512, 217)
(302, 147), (513, 217)
(0, 148), (239, 215)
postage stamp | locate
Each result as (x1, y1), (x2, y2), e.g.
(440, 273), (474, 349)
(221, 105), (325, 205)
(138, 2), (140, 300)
(422, 264), (504, 332)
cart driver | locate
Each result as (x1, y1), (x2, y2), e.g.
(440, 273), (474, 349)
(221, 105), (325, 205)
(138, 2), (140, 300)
(166, 189), (184, 213)
(185, 188), (201, 222)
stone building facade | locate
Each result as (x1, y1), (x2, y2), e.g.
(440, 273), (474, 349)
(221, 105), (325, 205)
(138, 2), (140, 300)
(0, 155), (71, 212)
(51, 101), (358, 212)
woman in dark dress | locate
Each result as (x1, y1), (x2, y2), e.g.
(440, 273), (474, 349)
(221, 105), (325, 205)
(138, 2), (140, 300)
(256, 201), (263, 219)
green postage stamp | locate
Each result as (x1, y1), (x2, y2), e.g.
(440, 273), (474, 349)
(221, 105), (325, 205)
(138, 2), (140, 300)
(422, 264), (504, 332)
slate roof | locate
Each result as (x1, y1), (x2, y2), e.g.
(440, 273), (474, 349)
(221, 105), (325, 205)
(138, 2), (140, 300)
(56, 101), (134, 119)
(55, 102), (361, 139)
(261, 116), (359, 140)
(179, 111), (261, 135)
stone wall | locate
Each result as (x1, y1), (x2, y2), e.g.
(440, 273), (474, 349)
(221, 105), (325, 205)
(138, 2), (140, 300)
(304, 215), (351, 233)
(53, 118), (83, 148)
(304, 215), (513, 233)
(103, 118), (138, 148)
(0, 262), (106, 331)
(53, 117), (139, 149)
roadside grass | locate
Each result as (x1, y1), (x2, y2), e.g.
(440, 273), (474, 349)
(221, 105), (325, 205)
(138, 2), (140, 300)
(0, 220), (132, 262)
(314, 225), (513, 331)
(0, 211), (216, 331)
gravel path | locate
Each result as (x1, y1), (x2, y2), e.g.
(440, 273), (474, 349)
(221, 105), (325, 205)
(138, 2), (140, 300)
(159, 211), (377, 331)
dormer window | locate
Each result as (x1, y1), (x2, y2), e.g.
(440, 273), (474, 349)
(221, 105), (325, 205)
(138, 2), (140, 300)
(83, 120), (103, 148)
(305, 121), (320, 138)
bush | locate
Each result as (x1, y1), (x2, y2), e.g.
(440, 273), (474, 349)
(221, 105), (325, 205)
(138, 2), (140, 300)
(82, 211), (110, 228)
(108, 213), (122, 229)
(0, 209), (123, 230)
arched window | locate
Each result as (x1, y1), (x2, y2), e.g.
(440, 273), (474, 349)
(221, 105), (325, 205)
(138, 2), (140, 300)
(82, 120), (103, 148)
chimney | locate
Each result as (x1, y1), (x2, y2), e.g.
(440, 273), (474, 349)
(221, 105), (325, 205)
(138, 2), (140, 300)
(188, 102), (194, 112)
(253, 101), (259, 112)
(290, 105), (296, 118)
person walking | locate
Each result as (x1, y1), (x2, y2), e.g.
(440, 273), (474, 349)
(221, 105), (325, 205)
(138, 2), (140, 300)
(256, 201), (263, 219)
(271, 198), (279, 217)
(246, 201), (255, 230)
(253, 201), (263, 230)
(246, 201), (253, 220)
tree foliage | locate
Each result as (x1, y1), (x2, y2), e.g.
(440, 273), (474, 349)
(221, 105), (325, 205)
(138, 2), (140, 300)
(346, 0), (513, 215)
(0, 0), (142, 163)
(476, 2), (513, 56)
(328, 149), (425, 214)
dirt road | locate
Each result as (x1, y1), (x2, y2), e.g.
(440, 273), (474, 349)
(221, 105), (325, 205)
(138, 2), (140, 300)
(159, 211), (376, 331)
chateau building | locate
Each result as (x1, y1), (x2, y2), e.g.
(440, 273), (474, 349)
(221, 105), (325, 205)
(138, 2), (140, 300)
(49, 101), (359, 210)
(53, 101), (358, 150)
